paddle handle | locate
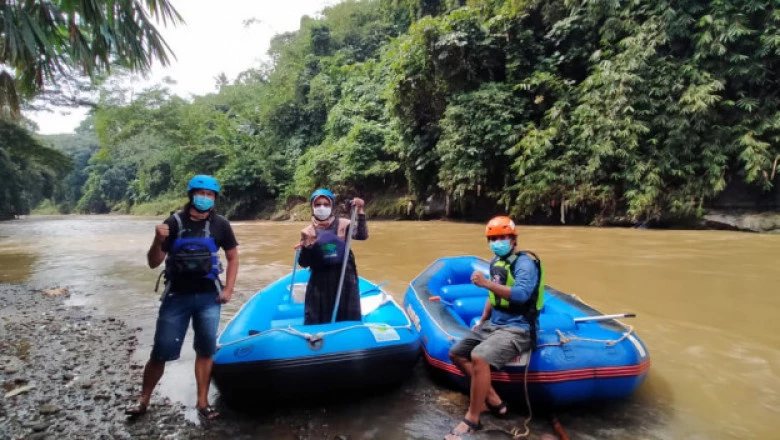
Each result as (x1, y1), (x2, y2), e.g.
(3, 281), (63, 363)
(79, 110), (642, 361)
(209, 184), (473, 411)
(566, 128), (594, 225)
(289, 246), (301, 292)
(331, 203), (358, 323)
(573, 313), (636, 323)
(428, 295), (454, 306)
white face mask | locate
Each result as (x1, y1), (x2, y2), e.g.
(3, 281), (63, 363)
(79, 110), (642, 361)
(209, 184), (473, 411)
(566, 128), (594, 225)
(313, 206), (332, 220)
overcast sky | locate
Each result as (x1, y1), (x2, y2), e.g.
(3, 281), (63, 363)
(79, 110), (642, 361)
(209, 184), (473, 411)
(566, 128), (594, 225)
(28, 0), (336, 135)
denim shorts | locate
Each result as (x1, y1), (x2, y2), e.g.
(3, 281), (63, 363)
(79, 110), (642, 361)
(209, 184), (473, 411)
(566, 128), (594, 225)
(150, 292), (221, 362)
(449, 321), (531, 370)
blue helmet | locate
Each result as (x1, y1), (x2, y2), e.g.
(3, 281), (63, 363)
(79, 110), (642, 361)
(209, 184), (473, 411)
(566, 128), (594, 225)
(310, 188), (335, 204)
(187, 175), (220, 194)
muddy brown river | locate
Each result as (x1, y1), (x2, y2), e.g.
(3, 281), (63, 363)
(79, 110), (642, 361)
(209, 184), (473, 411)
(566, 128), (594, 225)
(0, 215), (778, 439)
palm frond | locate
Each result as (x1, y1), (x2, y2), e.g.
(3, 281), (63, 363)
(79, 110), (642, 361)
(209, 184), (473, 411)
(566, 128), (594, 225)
(0, 0), (181, 120)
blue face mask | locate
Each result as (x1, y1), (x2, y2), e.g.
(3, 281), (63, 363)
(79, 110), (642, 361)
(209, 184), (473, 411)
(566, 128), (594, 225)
(192, 195), (215, 211)
(489, 239), (512, 257)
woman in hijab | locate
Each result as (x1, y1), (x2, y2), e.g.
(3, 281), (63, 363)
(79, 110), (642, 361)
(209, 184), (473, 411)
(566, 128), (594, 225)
(298, 188), (368, 324)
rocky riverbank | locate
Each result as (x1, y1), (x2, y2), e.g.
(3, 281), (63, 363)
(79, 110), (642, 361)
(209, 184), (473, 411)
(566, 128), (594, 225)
(0, 284), (228, 439)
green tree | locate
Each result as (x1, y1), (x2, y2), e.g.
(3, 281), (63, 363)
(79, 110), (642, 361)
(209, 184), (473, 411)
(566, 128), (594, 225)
(0, 120), (71, 217)
(437, 83), (524, 213)
(47, 0), (780, 223)
(38, 115), (100, 212)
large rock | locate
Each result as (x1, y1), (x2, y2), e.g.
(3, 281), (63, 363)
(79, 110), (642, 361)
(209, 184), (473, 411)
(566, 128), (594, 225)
(703, 211), (780, 233)
(424, 193), (448, 217)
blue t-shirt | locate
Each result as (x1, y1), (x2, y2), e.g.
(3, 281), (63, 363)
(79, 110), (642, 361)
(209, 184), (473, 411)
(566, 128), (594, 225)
(489, 253), (540, 328)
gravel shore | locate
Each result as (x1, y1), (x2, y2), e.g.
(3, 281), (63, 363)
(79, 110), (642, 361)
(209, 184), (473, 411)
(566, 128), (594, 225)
(0, 284), (235, 439)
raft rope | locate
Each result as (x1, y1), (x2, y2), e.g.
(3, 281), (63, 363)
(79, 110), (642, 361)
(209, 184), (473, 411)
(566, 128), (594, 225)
(487, 362), (576, 440)
(534, 324), (634, 349)
(511, 359), (533, 439)
(217, 322), (414, 348)
(482, 352), (533, 439)
(538, 293), (636, 348)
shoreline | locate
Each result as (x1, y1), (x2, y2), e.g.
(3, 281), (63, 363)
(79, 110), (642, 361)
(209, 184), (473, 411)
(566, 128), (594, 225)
(15, 209), (780, 233)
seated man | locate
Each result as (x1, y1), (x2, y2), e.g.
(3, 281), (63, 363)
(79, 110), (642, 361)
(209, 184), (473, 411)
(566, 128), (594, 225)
(445, 216), (544, 440)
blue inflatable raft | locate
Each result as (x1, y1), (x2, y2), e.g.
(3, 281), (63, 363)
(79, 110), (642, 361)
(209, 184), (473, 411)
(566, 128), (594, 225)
(212, 269), (420, 404)
(403, 256), (650, 406)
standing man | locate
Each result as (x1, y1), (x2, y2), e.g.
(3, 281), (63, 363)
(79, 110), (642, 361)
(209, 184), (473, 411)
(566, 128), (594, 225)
(445, 216), (544, 440)
(126, 175), (239, 421)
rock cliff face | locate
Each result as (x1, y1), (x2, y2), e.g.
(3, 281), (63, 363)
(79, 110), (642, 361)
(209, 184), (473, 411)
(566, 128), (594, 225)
(703, 212), (780, 233)
(702, 177), (780, 232)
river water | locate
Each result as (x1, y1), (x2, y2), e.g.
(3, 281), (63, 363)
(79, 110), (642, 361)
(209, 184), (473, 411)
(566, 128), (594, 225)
(0, 215), (778, 439)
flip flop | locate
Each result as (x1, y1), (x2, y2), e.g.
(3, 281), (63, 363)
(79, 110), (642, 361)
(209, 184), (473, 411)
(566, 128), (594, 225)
(444, 417), (482, 439)
(124, 401), (148, 417)
(486, 399), (508, 418)
(197, 405), (220, 420)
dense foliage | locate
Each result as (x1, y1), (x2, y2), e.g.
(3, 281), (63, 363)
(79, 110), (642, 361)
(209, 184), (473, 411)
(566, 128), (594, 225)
(11, 0), (780, 222)
(0, 120), (72, 218)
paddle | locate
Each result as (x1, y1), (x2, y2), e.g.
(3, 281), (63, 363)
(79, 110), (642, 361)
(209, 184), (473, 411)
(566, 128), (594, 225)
(573, 313), (636, 323)
(289, 245), (301, 292)
(331, 201), (358, 323)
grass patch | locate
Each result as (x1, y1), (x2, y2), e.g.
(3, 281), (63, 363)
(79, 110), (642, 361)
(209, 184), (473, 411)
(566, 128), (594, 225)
(367, 194), (414, 219)
(31, 199), (65, 215)
(288, 202), (311, 221)
(131, 197), (188, 216)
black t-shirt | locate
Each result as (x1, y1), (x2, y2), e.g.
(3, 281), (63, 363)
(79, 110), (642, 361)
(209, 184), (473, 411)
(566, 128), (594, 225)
(161, 211), (238, 294)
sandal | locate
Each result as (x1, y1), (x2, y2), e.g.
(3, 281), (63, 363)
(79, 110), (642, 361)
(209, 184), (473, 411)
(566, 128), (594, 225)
(486, 399), (508, 418)
(444, 417), (482, 439)
(197, 405), (220, 420)
(124, 401), (148, 416)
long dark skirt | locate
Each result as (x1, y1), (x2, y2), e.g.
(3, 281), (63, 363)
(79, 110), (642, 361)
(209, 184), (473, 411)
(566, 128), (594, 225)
(303, 252), (362, 325)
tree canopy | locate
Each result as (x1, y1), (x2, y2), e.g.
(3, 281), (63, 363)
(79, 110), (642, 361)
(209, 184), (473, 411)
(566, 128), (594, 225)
(9, 0), (780, 223)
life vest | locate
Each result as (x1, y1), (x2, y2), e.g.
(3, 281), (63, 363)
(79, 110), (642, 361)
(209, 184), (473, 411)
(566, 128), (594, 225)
(488, 251), (545, 347)
(160, 212), (223, 294)
(308, 217), (347, 269)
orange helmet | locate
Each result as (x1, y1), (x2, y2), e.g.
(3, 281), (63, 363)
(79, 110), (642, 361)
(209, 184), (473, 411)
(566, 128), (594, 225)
(485, 216), (517, 237)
